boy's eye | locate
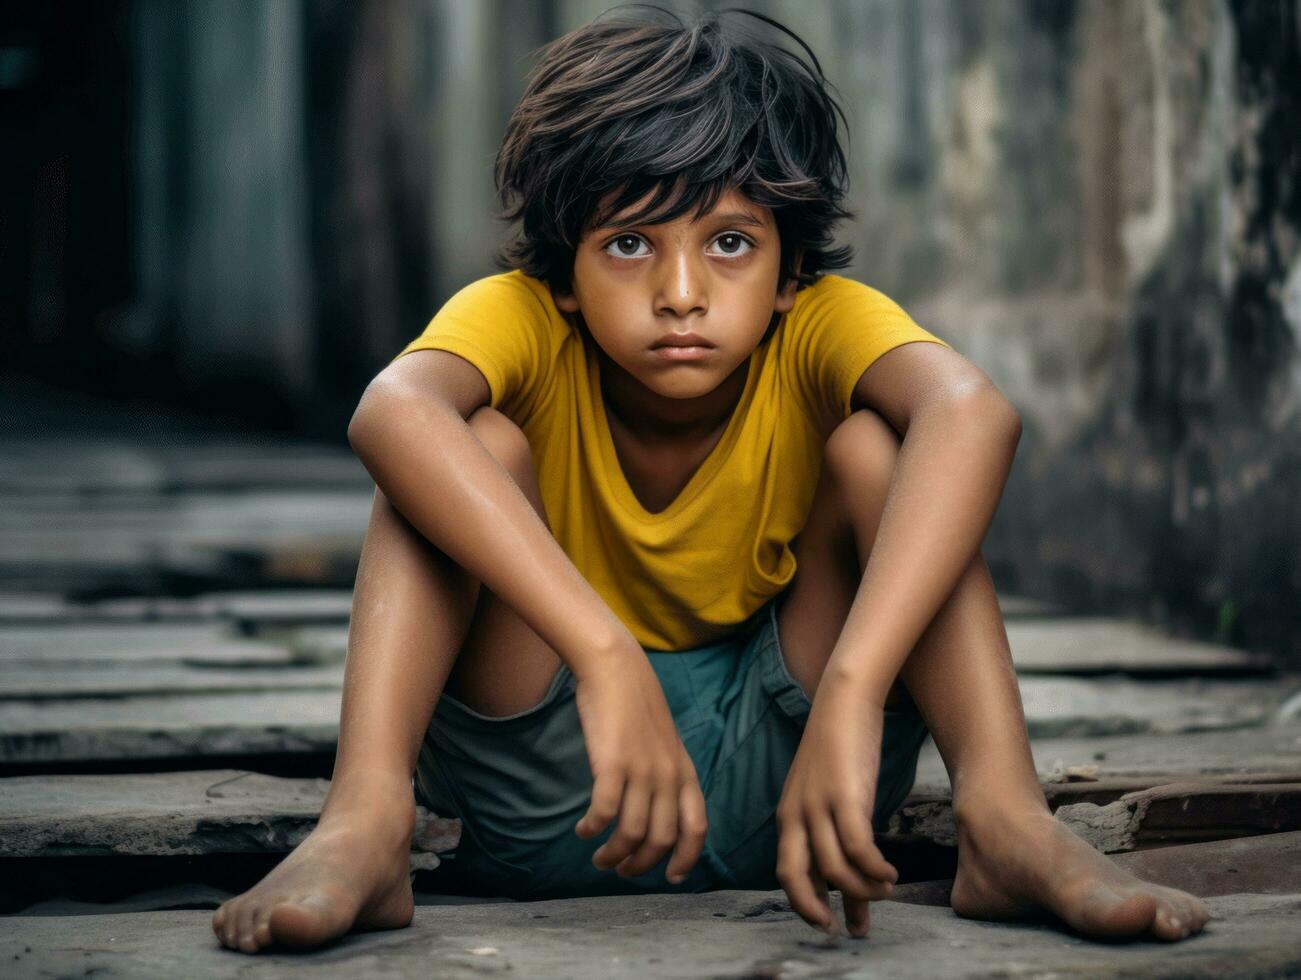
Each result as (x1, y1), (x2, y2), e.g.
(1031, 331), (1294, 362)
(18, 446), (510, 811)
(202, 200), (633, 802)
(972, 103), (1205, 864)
(602, 232), (755, 259)
(607, 234), (649, 258)
(711, 233), (753, 257)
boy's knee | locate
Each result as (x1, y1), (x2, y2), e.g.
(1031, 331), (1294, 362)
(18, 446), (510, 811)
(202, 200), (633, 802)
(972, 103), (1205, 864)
(467, 406), (537, 488)
(822, 409), (900, 503)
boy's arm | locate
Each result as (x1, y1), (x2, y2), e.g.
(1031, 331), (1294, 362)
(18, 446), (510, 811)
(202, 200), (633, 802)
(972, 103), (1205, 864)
(828, 339), (1021, 696)
(349, 349), (630, 677)
(347, 348), (709, 882)
(776, 340), (1021, 934)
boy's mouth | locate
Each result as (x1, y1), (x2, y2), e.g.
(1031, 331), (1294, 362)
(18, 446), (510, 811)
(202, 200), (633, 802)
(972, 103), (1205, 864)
(652, 345), (716, 362)
(651, 331), (715, 350)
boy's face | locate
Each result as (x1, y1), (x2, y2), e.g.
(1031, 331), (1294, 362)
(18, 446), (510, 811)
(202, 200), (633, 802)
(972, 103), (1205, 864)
(554, 185), (801, 401)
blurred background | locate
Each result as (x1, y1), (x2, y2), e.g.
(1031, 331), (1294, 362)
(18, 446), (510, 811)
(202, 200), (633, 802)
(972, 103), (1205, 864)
(1, 0), (1300, 927)
(5, 0), (1297, 663)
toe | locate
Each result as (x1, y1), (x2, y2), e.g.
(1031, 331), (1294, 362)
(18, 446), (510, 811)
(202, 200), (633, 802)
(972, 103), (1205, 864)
(214, 902), (241, 950)
(1182, 896), (1212, 935)
(1160, 888), (1208, 939)
(1153, 905), (1185, 941)
(252, 908), (274, 949)
(211, 907), (227, 943)
(238, 904), (263, 951)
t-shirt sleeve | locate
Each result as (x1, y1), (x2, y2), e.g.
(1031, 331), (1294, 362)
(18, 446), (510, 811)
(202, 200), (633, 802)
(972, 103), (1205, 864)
(787, 275), (954, 422)
(390, 272), (557, 420)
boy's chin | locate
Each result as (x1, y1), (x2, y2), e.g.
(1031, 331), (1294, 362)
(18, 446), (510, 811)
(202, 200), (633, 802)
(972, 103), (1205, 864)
(637, 371), (732, 400)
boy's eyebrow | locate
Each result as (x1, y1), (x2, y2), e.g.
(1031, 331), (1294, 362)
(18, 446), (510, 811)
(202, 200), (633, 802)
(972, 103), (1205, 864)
(593, 210), (767, 232)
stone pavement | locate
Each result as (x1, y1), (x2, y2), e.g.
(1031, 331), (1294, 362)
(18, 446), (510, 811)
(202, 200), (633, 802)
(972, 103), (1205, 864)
(4, 890), (1300, 980)
(1, 404), (1299, 976)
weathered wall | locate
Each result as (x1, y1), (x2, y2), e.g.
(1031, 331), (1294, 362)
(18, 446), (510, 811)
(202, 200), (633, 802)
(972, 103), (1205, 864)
(803, 0), (1299, 661)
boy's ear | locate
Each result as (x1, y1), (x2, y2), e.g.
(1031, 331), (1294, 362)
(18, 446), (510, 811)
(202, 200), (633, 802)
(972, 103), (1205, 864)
(552, 286), (580, 314)
(773, 248), (805, 314)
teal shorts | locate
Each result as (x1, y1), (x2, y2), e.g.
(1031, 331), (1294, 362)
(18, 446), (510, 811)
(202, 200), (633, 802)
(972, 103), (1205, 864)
(413, 591), (931, 901)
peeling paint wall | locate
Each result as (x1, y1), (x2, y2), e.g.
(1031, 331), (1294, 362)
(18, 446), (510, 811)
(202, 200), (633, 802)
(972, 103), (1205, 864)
(807, 0), (1299, 662)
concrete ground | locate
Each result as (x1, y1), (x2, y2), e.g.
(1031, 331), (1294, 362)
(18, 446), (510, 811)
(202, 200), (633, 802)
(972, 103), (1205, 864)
(4, 890), (1301, 980)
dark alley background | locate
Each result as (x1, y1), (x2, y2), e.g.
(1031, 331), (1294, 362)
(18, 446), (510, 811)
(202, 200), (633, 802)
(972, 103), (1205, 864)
(2, 0), (1298, 665)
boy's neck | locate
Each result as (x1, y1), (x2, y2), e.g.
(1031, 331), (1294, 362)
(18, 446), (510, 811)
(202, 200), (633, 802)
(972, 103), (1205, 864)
(596, 344), (751, 445)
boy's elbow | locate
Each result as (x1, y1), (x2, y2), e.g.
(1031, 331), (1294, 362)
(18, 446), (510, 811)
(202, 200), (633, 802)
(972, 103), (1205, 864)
(998, 398), (1022, 443)
(951, 387), (1021, 443)
(346, 391), (375, 453)
(346, 411), (368, 455)
(347, 378), (401, 454)
(996, 399), (1022, 452)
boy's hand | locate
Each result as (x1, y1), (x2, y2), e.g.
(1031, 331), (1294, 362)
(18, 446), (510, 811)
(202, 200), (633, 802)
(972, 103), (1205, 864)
(775, 685), (898, 938)
(571, 648), (708, 884)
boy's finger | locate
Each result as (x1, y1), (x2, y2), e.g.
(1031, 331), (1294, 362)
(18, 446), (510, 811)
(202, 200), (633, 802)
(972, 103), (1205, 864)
(832, 800), (897, 884)
(666, 779), (708, 884)
(809, 864), (839, 938)
(576, 770), (626, 839)
(776, 823), (833, 932)
(809, 812), (890, 902)
(846, 894), (872, 938)
(616, 788), (677, 878)
(593, 778), (650, 870)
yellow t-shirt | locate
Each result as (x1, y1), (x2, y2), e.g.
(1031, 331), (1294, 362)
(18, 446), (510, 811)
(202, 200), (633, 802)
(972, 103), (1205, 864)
(392, 269), (952, 650)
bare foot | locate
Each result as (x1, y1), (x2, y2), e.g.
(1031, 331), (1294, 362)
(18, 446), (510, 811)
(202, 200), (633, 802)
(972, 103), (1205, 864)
(211, 773), (417, 953)
(950, 803), (1212, 942)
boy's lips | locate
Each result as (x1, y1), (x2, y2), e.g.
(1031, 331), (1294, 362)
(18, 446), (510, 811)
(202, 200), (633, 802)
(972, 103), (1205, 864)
(653, 345), (715, 362)
(651, 331), (715, 349)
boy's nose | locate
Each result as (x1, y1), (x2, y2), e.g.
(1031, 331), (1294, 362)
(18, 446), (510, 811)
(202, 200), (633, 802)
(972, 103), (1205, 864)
(656, 252), (707, 317)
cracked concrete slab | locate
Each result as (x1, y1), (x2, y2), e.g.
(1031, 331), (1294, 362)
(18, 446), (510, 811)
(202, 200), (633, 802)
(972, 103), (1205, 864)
(0, 691), (340, 764)
(890, 779), (1301, 850)
(1005, 618), (1273, 675)
(84, 590), (356, 627)
(10, 768), (1294, 862)
(0, 491), (371, 592)
(0, 770), (458, 859)
(0, 437), (369, 494)
(1, 890), (1297, 979)
(281, 624), (350, 663)
(0, 593), (72, 621)
(0, 623), (293, 667)
(7, 679), (1293, 768)
(1013, 675), (1292, 736)
(1104, 831), (1301, 898)
(913, 723), (1301, 794)
(0, 663), (344, 700)
(1051, 781), (1301, 852)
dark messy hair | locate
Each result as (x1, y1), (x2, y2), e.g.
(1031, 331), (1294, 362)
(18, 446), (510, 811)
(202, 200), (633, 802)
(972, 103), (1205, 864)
(493, 4), (856, 315)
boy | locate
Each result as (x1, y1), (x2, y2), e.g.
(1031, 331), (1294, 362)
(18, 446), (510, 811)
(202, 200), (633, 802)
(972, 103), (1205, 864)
(212, 8), (1210, 953)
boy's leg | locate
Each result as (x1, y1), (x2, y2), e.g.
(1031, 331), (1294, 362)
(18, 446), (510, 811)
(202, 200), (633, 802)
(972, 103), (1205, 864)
(212, 407), (568, 953)
(439, 407), (567, 719)
(775, 408), (1210, 942)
